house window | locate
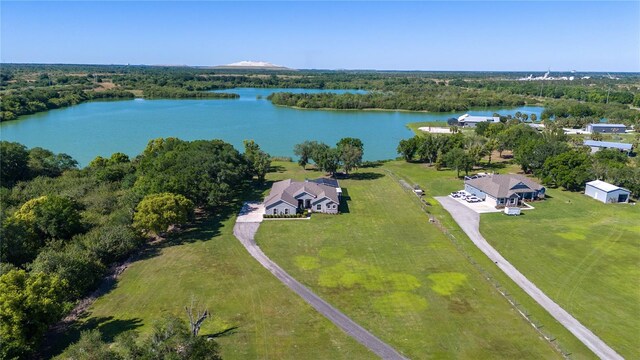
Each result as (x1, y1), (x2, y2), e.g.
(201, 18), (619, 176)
(317, 204), (322, 210)
(284, 208), (289, 215)
(273, 209), (277, 215)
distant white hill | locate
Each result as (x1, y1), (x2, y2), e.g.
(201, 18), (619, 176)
(213, 60), (291, 70)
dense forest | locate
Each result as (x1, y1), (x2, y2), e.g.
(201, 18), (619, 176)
(0, 138), (270, 359)
(2, 64), (639, 126)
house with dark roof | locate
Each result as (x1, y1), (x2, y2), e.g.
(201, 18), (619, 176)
(464, 174), (545, 208)
(264, 178), (340, 215)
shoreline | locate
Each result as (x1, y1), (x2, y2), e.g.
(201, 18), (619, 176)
(271, 102), (545, 115)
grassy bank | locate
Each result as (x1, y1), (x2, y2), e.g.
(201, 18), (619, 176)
(256, 162), (561, 359)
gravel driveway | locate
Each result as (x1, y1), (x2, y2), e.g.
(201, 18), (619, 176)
(436, 196), (622, 360)
(233, 220), (407, 360)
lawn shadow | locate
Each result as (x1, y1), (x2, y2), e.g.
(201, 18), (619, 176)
(206, 326), (239, 339)
(346, 172), (385, 181)
(339, 187), (351, 214)
(483, 162), (508, 170)
(41, 316), (143, 358)
(269, 165), (286, 173)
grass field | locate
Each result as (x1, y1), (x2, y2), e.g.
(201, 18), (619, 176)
(52, 193), (374, 358)
(256, 162), (561, 359)
(381, 161), (596, 358)
(480, 187), (640, 358)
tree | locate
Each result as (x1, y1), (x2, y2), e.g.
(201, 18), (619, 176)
(397, 137), (419, 162)
(80, 225), (141, 264)
(61, 330), (115, 360)
(336, 137), (364, 155)
(339, 143), (362, 175)
(513, 138), (569, 174)
(541, 150), (593, 191)
(146, 315), (221, 360)
(0, 216), (43, 266)
(12, 195), (84, 240)
(0, 270), (68, 359)
(135, 138), (249, 208)
(592, 148), (628, 181)
(27, 147), (77, 178)
(293, 141), (316, 169)
(443, 148), (474, 177)
(1, 141), (29, 187)
(185, 297), (209, 337)
(31, 244), (106, 298)
(484, 138), (498, 164)
(312, 145), (340, 175)
(243, 140), (271, 182)
(133, 192), (194, 235)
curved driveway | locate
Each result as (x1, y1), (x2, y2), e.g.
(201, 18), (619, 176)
(436, 196), (623, 360)
(233, 221), (408, 360)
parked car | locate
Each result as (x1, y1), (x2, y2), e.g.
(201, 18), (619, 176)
(450, 191), (461, 198)
(466, 196), (481, 203)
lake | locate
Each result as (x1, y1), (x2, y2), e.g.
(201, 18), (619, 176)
(0, 88), (542, 165)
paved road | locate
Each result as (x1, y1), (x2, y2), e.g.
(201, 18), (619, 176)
(436, 196), (623, 360)
(233, 221), (408, 360)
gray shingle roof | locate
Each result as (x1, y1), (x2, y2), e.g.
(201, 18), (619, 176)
(264, 179), (339, 208)
(465, 174), (543, 198)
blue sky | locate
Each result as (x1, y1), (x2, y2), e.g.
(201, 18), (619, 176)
(1, 1), (638, 71)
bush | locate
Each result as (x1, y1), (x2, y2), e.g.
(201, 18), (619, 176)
(80, 225), (142, 264)
(30, 244), (106, 299)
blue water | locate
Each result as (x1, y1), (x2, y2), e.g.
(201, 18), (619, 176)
(0, 88), (542, 166)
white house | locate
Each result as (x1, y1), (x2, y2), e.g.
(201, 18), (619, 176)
(584, 180), (631, 204)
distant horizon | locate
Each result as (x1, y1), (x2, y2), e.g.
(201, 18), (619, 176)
(2, 61), (638, 74)
(2, 1), (638, 72)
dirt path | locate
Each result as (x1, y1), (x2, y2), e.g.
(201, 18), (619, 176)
(436, 196), (623, 360)
(233, 221), (408, 360)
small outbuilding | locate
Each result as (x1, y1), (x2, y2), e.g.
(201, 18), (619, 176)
(584, 180), (631, 204)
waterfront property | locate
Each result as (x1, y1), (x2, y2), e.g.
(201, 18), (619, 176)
(586, 123), (627, 133)
(457, 114), (500, 127)
(583, 140), (633, 155)
(464, 174), (545, 208)
(584, 180), (631, 204)
(264, 178), (340, 215)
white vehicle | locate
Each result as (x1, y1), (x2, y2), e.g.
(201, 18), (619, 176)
(466, 196), (480, 203)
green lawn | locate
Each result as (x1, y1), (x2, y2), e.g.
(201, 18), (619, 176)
(385, 160), (638, 359)
(52, 197), (374, 359)
(256, 162), (561, 359)
(480, 187), (640, 359)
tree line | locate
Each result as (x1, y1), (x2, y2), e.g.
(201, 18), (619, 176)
(293, 137), (364, 175)
(0, 88), (135, 121)
(0, 138), (270, 359)
(268, 89), (528, 112)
